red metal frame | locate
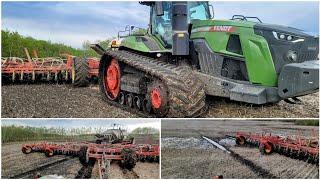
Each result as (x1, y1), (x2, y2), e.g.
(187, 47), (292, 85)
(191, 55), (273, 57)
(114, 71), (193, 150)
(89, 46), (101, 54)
(22, 141), (159, 161)
(235, 130), (319, 162)
(1, 56), (99, 82)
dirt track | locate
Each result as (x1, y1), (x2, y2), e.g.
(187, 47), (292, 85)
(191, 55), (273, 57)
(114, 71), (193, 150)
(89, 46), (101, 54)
(1, 84), (319, 118)
(161, 120), (319, 179)
(1, 142), (159, 179)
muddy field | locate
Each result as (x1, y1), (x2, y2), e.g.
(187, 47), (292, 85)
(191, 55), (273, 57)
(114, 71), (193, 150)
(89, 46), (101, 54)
(161, 120), (319, 179)
(1, 84), (318, 118)
(2, 142), (159, 179)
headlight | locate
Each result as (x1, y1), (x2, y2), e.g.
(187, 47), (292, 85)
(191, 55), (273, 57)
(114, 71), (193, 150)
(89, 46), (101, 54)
(272, 31), (304, 43)
(287, 50), (298, 62)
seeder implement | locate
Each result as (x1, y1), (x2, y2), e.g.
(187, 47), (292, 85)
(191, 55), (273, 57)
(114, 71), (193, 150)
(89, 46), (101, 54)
(1, 54), (99, 86)
(235, 130), (319, 164)
(21, 141), (159, 171)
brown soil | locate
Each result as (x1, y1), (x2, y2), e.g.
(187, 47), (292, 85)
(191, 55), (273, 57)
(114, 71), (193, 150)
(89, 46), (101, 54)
(1, 84), (137, 118)
(1, 143), (80, 178)
(2, 84), (318, 118)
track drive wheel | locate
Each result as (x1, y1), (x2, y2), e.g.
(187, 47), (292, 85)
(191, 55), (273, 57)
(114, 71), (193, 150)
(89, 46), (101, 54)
(22, 146), (32, 154)
(259, 142), (273, 155)
(236, 136), (246, 145)
(72, 57), (90, 87)
(102, 58), (121, 100)
(148, 80), (169, 117)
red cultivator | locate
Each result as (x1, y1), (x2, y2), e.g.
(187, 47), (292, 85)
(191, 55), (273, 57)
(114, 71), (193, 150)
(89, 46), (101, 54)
(235, 130), (319, 164)
(1, 55), (99, 87)
(22, 141), (159, 178)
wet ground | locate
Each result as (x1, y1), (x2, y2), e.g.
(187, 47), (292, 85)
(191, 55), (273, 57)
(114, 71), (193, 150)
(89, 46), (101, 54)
(161, 120), (319, 179)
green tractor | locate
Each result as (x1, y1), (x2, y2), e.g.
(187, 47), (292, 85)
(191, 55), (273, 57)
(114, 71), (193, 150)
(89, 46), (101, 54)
(91, 1), (319, 117)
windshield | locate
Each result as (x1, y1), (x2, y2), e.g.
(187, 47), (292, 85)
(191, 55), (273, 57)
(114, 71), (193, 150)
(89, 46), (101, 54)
(188, 2), (211, 21)
(151, 2), (211, 47)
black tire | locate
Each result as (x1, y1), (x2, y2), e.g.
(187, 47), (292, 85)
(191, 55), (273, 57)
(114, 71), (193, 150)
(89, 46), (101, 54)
(79, 146), (89, 166)
(121, 148), (137, 170)
(236, 136), (246, 145)
(72, 57), (89, 87)
(45, 149), (53, 157)
(22, 146), (32, 154)
(259, 143), (273, 155)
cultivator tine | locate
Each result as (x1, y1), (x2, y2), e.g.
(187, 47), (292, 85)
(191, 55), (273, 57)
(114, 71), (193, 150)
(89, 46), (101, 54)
(12, 71), (15, 82)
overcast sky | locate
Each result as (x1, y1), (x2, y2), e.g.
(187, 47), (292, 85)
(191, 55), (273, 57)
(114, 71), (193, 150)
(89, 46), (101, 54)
(2, 1), (319, 48)
(1, 119), (160, 132)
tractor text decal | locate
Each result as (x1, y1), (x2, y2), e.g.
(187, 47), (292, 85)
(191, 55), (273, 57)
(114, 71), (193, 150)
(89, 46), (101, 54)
(210, 26), (236, 32)
(192, 26), (236, 33)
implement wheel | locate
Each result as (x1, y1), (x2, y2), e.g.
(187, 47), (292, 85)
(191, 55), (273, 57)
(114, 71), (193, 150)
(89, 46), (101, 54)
(236, 136), (246, 145)
(72, 57), (89, 87)
(45, 149), (54, 157)
(121, 148), (137, 170)
(259, 142), (273, 155)
(22, 146), (32, 154)
(148, 80), (169, 117)
(101, 58), (121, 100)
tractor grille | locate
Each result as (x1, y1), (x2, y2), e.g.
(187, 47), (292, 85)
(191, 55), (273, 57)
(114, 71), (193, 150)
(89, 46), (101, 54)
(254, 25), (319, 74)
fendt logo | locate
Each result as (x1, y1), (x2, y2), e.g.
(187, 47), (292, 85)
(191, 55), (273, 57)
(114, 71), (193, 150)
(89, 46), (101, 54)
(210, 26), (236, 32)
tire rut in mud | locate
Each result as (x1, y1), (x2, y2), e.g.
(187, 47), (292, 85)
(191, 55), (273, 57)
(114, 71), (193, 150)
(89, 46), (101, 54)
(227, 149), (278, 179)
(75, 159), (96, 179)
(10, 157), (72, 179)
(195, 132), (278, 179)
(122, 168), (139, 179)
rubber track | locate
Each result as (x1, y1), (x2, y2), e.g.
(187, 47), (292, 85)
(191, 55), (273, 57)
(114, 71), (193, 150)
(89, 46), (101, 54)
(73, 57), (89, 87)
(10, 157), (72, 179)
(104, 50), (207, 117)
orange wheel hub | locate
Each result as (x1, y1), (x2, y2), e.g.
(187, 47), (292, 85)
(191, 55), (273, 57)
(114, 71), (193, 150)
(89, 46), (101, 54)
(151, 88), (161, 109)
(265, 143), (272, 154)
(104, 59), (120, 100)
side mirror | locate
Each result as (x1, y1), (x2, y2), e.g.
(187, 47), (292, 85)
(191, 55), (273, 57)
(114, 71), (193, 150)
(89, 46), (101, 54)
(155, 2), (164, 16)
(209, 5), (214, 19)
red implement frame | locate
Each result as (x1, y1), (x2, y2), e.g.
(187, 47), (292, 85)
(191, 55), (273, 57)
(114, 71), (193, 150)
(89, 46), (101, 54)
(1, 56), (99, 82)
(235, 130), (319, 163)
(21, 141), (159, 178)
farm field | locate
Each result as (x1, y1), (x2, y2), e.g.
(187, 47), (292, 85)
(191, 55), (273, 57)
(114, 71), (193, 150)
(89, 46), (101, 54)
(2, 142), (159, 179)
(161, 120), (319, 179)
(2, 84), (318, 118)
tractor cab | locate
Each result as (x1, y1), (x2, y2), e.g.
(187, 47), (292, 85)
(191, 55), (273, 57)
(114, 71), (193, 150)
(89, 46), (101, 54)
(149, 1), (212, 48)
(95, 123), (130, 144)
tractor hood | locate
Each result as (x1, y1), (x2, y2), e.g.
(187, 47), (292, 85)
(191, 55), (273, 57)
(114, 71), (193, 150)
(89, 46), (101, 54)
(254, 23), (313, 38)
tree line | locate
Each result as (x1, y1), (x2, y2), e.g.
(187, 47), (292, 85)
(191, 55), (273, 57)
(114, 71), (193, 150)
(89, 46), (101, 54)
(2, 125), (159, 143)
(1, 30), (112, 58)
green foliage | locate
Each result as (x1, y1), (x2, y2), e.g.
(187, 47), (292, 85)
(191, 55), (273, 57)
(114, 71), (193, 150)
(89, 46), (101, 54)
(1, 125), (97, 143)
(294, 120), (319, 126)
(130, 127), (159, 135)
(1, 30), (112, 58)
(132, 28), (148, 36)
(128, 127), (159, 141)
